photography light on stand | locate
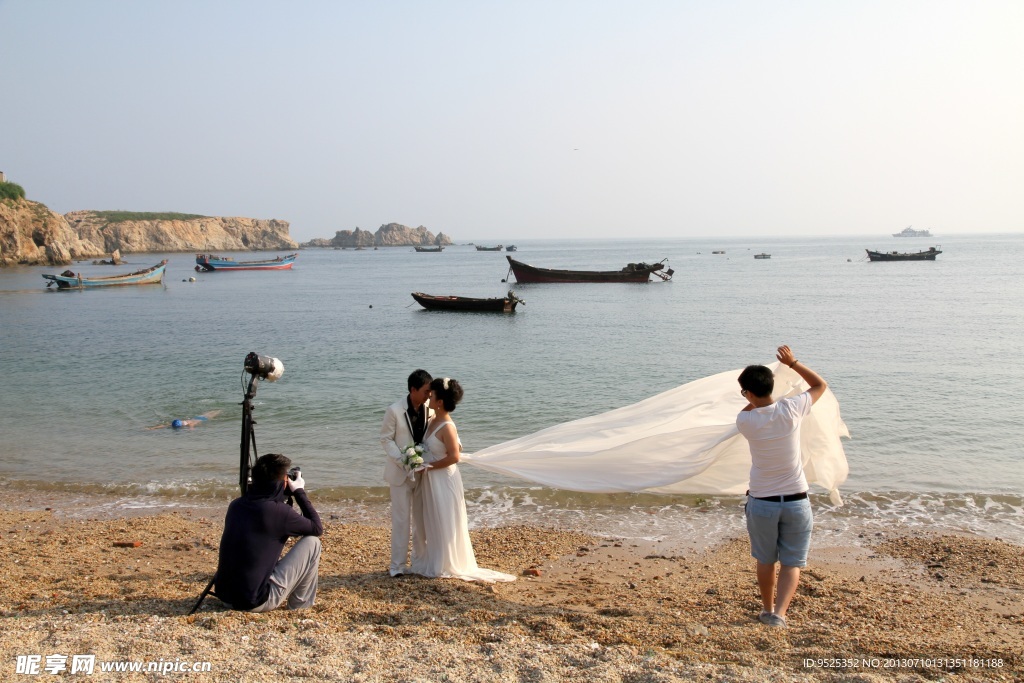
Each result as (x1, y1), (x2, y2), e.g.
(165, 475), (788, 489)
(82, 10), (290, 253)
(239, 352), (284, 496)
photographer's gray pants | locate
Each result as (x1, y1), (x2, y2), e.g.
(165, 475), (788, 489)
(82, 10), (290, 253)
(250, 535), (321, 611)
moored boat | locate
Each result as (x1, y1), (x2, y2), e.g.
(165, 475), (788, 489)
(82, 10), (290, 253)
(505, 245), (517, 252)
(505, 255), (672, 283)
(754, 253), (771, 259)
(414, 246), (444, 252)
(195, 253), (296, 271)
(411, 290), (523, 312)
(865, 247), (942, 262)
(43, 260), (169, 289)
(475, 245), (504, 251)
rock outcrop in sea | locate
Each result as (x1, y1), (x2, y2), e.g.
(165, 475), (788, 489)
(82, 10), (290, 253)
(0, 199), (104, 266)
(303, 223), (453, 249)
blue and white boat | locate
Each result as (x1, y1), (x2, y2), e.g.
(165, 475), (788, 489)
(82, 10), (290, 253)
(43, 260), (168, 289)
(195, 253), (297, 271)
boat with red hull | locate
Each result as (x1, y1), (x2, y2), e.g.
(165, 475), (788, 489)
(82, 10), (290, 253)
(505, 255), (672, 283)
(195, 253), (297, 271)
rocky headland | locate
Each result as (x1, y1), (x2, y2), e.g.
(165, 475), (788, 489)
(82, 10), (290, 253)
(66, 211), (297, 255)
(302, 223), (453, 249)
(0, 201), (297, 267)
(0, 199), (104, 266)
(1, 182), (446, 267)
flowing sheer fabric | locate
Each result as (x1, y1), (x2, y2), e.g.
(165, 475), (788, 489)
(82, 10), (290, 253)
(411, 421), (516, 582)
(462, 363), (850, 505)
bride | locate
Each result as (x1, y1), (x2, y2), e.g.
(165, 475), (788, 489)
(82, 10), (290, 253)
(410, 377), (515, 583)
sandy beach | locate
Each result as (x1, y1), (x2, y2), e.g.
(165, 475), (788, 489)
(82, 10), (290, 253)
(1, 498), (1021, 682)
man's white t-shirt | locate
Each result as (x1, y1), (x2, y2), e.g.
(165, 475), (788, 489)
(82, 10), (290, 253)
(735, 392), (813, 498)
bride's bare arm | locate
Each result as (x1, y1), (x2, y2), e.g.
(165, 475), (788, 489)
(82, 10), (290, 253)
(427, 423), (461, 469)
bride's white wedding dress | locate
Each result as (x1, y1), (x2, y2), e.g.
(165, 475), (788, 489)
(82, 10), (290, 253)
(410, 420), (516, 583)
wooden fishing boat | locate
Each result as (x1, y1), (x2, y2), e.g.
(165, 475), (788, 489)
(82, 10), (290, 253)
(866, 247), (941, 262)
(411, 290), (523, 312)
(505, 245), (517, 252)
(195, 253), (297, 271)
(414, 246), (444, 252)
(505, 255), (673, 283)
(43, 260), (169, 289)
(754, 253), (771, 259)
(475, 245), (504, 251)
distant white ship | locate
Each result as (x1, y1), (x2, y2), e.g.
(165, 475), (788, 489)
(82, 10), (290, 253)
(893, 225), (932, 237)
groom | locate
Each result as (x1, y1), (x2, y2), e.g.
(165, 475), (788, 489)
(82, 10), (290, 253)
(380, 369), (433, 576)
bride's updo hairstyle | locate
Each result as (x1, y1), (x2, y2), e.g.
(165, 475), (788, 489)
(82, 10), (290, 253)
(430, 377), (463, 412)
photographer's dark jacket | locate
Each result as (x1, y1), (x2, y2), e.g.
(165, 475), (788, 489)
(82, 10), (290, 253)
(215, 479), (323, 610)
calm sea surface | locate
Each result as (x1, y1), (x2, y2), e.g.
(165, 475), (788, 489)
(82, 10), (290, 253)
(1, 235), (1022, 543)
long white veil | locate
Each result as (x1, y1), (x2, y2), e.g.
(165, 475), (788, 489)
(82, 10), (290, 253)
(461, 363), (849, 505)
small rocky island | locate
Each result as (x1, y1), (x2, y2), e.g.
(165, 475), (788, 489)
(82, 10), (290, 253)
(301, 223), (453, 249)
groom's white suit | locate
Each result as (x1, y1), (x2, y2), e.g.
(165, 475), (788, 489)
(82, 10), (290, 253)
(381, 399), (433, 576)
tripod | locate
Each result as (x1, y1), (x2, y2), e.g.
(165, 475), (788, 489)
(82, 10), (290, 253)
(188, 371), (263, 615)
(238, 371), (261, 496)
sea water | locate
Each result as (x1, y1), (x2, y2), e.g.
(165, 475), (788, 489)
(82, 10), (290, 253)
(1, 235), (1022, 544)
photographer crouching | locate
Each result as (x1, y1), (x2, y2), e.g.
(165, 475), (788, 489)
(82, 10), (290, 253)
(214, 453), (323, 611)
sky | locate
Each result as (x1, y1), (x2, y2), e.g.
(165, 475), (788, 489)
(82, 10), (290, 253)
(1, 1), (1022, 243)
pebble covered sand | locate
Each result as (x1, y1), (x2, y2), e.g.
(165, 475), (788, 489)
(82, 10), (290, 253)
(1, 503), (1021, 682)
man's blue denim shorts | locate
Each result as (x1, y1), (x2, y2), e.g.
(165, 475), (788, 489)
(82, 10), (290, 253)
(745, 496), (813, 567)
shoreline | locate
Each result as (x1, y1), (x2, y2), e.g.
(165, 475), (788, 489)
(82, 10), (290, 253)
(5, 483), (1024, 551)
(1, 498), (1021, 681)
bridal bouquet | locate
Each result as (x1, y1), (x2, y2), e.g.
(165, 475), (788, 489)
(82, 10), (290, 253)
(402, 444), (427, 475)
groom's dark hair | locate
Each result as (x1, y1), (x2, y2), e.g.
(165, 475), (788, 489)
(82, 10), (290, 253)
(408, 369), (432, 391)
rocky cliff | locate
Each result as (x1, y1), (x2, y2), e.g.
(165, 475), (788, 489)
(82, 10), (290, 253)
(0, 203), (298, 267)
(305, 223), (453, 249)
(65, 211), (297, 254)
(0, 199), (104, 266)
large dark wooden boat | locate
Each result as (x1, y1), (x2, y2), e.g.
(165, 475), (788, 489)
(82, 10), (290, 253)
(414, 246), (444, 252)
(505, 255), (672, 283)
(475, 245), (503, 251)
(411, 291), (523, 312)
(866, 247), (942, 262)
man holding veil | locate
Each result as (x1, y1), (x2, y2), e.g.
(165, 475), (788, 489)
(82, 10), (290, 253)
(736, 345), (828, 628)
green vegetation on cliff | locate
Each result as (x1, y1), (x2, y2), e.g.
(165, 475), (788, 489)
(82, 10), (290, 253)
(92, 210), (209, 223)
(0, 181), (26, 201)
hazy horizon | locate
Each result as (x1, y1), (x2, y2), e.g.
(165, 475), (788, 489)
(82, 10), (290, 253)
(2, 1), (1021, 243)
